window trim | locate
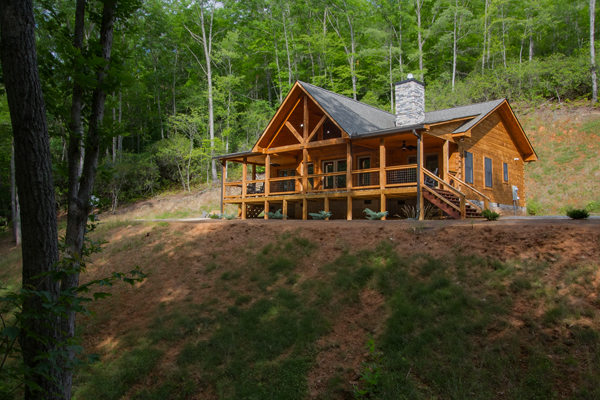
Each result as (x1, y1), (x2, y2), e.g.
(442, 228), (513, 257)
(464, 151), (474, 184)
(484, 157), (493, 188)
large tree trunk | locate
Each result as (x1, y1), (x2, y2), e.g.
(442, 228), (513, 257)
(0, 1), (61, 398)
(591, 0), (597, 103)
(62, 1), (117, 398)
(10, 139), (21, 246)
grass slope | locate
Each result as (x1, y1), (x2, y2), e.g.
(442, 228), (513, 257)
(4, 219), (596, 399)
(519, 101), (600, 215)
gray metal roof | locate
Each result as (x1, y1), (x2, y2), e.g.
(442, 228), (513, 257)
(300, 81), (505, 137)
(424, 99), (505, 133)
(299, 81), (397, 136)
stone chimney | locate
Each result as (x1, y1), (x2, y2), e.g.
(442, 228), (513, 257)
(395, 74), (425, 126)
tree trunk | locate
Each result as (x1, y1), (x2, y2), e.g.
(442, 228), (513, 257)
(416, 0), (424, 80)
(62, 1), (117, 398)
(0, 1), (61, 398)
(452, 7), (457, 91)
(591, 0), (597, 103)
(10, 140), (21, 246)
(482, 0), (489, 74)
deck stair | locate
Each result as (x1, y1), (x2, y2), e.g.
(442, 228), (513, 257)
(246, 204), (265, 219)
(423, 187), (482, 219)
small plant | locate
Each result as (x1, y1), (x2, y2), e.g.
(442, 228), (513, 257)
(309, 210), (332, 220)
(209, 213), (221, 219)
(396, 204), (439, 220)
(364, 208), (388, 220)
(354, 339), (382, 398)
(266, 209), (286, 219)
(566, 208), (589, 220)
(222, 212), (236, 220)
(482, 209), (500, 221)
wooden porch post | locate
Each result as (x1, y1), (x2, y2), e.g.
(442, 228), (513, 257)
(264, 200), (269, 219)
(442, 140), (449, 185)
(241, 202), (247, 219)
(418, 134), (424, 221)
(252, 164), (257, 180)
(347, 196), (353, 220)
(302, 198), (308, 220)
(283, 199), (288, 220)
(347, 142), (353, 191)
(265, 154), (270, 196)
(242, 157), (247, 200)
(220, 162), (225, 216)
(380, 193), (386, 220)
(379, 138), (386, 190)
(302, 148), (308, 194)
(324, 197), (330, 220)
(237, 203), (242, 218)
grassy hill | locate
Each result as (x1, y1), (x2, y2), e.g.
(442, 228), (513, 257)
(3, 218), (600, 399)
(518, 101), (600, 215)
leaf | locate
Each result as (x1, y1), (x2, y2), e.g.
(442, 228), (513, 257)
(2, 326), (20, 341)
(93, 292), (112, 300)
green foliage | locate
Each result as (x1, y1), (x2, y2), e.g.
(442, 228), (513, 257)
(0, 214), (146, 397)
(566, 208), (589, 219)
(309, 211), (332, 220)
(267, 209), (286, 219)
(354, 339), (383, 398)
(364, 208), (388, 220)
(482, 209), (500, 221)
(527, 198), (544, 215)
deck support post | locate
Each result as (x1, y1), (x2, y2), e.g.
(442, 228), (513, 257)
(380, 193), (386, 220)
(417, 132), (424, 221)
(241, 201), (247, 220)
(237, 203), (242, 218)
(324, 197), (330, 220)
(283, 199), (288, 220)
(302, 198), (308, 220)
(252, 164), (257, 180)
(460, 194), (466, 219)
(242, 157), (247, 200)
(264, 200), (270, 219)
(347, 196), (352, 220)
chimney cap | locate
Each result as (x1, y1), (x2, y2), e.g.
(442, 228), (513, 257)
(393, 77), (425, 87)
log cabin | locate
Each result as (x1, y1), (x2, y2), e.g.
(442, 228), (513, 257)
(216, 77), (538, 220)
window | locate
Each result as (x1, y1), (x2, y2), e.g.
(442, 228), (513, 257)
(323, 159), (346, 189)
(276, 168), (296, 192)
(307, 163), (314, 189)
(464, 151), (474, 184)
(503, 162), (508, 182)
(408, 154), (439, 173)
(484, 157), (493, 188)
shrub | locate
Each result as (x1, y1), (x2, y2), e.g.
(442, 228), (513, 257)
(527, 198), (543, 215)
(566, 208), (589, 220)
(266, 209), (285, 219)
(309, 211), (332, 220)
(482, 209), (500, 221)
(364, 208), (388, 220)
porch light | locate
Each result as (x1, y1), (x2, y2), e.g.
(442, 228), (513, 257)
(402, 141), (407, 151)
(300, 124), (304, 127)
(460, 137), (465, 142)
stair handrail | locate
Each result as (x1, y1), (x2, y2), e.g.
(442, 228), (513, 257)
(448, 173), (490, 210)
(423, 169), (466, 218)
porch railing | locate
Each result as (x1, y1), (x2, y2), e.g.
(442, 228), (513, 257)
(385, 165), (417, 186)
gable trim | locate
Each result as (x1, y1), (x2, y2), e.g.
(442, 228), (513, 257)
(264, 96), (303, 149)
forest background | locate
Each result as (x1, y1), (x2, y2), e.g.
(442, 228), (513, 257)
(0, 0), (597, 222)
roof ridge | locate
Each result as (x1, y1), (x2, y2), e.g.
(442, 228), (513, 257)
(298, 80), (396, 117)
(426, 98), (505, 114)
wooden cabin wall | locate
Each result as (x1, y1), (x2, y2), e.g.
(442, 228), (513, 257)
(457, 110), (526, 206)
